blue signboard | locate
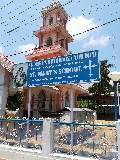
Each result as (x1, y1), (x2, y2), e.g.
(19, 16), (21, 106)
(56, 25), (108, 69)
(13, 50), (100, 88)
(13, 63), (28, 88)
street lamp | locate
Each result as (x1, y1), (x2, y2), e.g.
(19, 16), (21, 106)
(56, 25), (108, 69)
(108, 71), (120, 121)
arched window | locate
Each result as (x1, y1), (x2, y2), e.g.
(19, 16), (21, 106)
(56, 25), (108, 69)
(31, 94), (35, 110)
(37, 90), (46, 111)
(60, 39), (64, 48)
(60, 18), (62, 24)
(46, 37), (52, 47)
(49, 95), (52, 111)
(65, 91), (70, 107)
(49, 17), (53, 25)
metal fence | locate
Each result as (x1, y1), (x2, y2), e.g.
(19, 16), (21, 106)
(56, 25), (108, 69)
(0, 118), (118, 160)
(0, 118), (43, 150)
(53, 121), (117, 159)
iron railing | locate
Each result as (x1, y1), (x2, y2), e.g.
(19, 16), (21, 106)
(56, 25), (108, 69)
(0, 118), (43, 149)
(53, 121), (117, 159)
(0, 118), (118, 159)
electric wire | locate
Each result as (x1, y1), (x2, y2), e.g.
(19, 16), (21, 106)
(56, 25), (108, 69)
(0, 0), (119, 58)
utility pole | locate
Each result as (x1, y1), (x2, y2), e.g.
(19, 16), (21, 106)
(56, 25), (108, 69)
(112, 35), (120, 117)
(112, 44), (116, 71)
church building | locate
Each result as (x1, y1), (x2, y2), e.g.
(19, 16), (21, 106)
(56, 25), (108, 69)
(22, 1), (89, 115)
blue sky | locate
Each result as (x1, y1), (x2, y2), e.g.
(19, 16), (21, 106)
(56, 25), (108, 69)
(0, 0), (120, 87)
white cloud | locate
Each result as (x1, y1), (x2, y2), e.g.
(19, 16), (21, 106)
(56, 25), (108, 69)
(17, 43), (37, 54)
(66, 16), (98, 40)
(0, 46), (3, 53)
(82, 35), (110, 48)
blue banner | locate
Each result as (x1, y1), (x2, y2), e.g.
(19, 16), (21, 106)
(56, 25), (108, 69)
(13, 50), (100, 88)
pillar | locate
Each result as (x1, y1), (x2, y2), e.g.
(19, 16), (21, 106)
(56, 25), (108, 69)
(75, 92), (78, 108)
(0, 85), (8, 117)
(63, 95), (65, 108)
(39, 36), (41, 49)
(57, 93), (59, 111)
(66, 39), (68, 51)
(58, 31), (60, 45)
(56, 32), (58, 44)
(23, 89), (29, 111)
(64, 20), (66, 28)
(70, 84), (74, 150)
(114, 81), (118, 121)
(23, 89), (27, 110)
(54, 92), (59, 112)
(109, 121), (119, 159)
(41, 35), (43, 47)
(27, 87), (31, 133)
(56, 12), (58, 22)
(43, 16), (46, 27)
(59, 87), (63, 109)
(28, 87), (31, 119)
(58, 92), (61, 111)
(42, 118), (54, 156)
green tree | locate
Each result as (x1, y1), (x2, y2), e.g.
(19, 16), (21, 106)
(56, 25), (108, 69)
(6, 91), (23, 111)
(88, 60), (113, 95)
(78, 98), (99, 110)
(78, 99), (88, 108)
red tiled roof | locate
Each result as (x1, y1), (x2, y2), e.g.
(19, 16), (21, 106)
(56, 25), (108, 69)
(26, 44), (62, 56)
(0, 53), (14, 72)
(49, 86), (59, 91)
(74, 84), (89, 93)
(49, 84), (89, 94)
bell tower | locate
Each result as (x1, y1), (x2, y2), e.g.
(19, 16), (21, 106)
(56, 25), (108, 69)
(25, 1), (73, 61)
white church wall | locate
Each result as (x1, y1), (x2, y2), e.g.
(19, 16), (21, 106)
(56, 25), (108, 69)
(0, 74), (10, 85)
(0, 65), (10, 117)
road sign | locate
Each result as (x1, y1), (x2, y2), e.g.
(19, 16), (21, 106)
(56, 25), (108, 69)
(13, 50), (100, 88)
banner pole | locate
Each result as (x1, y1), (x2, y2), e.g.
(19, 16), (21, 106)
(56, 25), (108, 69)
(70, 84), (74, 151)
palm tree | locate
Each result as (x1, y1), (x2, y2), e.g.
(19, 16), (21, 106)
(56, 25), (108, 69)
(88, 60), (113, 95)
